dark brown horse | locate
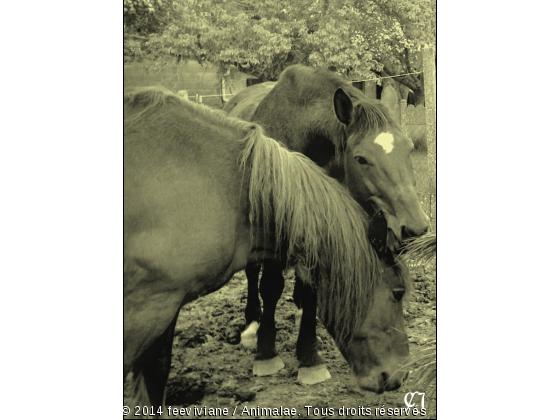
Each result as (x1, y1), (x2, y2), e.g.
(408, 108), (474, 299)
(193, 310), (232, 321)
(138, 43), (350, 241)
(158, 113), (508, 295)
(124, 87), (411, 417)
(223, 65), (429, 384)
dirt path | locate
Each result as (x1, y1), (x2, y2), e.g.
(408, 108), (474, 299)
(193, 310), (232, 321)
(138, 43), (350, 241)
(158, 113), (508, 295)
(160, 264), (436, 419)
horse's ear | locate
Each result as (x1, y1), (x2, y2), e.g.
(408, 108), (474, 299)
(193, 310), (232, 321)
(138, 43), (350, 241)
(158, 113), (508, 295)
(333, 88), (353, 126)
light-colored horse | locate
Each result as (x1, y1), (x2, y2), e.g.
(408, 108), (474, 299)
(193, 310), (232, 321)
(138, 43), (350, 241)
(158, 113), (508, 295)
(124, 87), (411, 417)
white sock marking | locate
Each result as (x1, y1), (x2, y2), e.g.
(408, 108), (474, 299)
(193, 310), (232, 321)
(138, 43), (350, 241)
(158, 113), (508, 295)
(241, 321), (259, 337)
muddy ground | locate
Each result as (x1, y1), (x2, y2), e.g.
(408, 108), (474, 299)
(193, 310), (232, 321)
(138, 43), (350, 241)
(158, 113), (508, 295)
(158, 263), (436, 419)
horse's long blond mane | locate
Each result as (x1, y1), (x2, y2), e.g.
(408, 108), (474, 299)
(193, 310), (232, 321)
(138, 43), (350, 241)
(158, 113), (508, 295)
(124, 86), (383, 347)
(239, 124), (384, 347)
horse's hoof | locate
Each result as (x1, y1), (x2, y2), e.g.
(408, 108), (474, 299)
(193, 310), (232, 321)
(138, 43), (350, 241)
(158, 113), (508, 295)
(253, 356), (285, 376)
(240, 321), (259, 349)
(298, 364), (331, 384)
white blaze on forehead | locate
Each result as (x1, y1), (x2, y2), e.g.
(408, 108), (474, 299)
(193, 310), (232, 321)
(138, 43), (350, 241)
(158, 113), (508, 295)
(373, 132), (394, 154)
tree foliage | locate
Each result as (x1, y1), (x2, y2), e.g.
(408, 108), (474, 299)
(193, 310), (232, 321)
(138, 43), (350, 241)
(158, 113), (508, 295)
(124, 0), (175, 36)
(124, 0), (435, 103)
(124, 0), (177, 61)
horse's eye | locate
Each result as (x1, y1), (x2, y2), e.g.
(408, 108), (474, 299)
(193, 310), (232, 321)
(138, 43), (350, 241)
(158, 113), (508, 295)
(392, 290), (405, 302)
(355, 156), (369, 165)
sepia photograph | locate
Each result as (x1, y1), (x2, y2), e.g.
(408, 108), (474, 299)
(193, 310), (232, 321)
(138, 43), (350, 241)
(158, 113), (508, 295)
(124, 1), (437, 418)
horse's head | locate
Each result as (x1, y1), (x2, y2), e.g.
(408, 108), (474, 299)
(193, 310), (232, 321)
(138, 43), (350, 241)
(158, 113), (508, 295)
(334, 88), (430, 251)
(325, 260), (410, 394)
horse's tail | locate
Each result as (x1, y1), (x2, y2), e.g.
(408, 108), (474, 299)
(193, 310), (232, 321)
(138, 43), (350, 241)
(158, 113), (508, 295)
(239, 126), (381, 347)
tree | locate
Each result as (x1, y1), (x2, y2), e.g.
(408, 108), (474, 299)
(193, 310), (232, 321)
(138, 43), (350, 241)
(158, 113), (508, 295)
(124, 0), (177, 62)
(126, 0), (435, 104)
(352, 0), (435, 104)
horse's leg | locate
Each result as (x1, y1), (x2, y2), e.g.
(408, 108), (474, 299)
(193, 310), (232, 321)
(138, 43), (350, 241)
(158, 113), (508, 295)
(253, 259), (285, 376)
(293, 276), (303, 330)
(123, 260), (186, 418)
(125, 311), (178, 419)
(240, 263), (262, 348)
(143, 311), (178, 408)
(295, 279), (331, 384)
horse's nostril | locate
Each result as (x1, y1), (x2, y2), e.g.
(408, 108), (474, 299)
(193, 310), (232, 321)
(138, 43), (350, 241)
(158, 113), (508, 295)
(402, 225), (429, 239)
(401, 226), (413, 240)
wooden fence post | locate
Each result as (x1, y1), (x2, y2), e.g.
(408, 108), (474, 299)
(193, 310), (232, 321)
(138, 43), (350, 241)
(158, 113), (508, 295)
(423, 45), (436, 225)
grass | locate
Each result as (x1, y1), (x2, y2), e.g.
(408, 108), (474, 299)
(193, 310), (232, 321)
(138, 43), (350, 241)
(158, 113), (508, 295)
(401, 230), (437, 407)
(402, 342), (436, 396)
(403, 230), (436, 265)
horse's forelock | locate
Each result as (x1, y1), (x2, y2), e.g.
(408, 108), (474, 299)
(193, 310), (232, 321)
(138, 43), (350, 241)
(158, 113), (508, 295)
(350, 101), (390, 134)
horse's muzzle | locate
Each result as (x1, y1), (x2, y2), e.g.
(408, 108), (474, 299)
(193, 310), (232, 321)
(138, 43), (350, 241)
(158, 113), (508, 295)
(356, 370), (408, 394)
(402, 224), (430, 240)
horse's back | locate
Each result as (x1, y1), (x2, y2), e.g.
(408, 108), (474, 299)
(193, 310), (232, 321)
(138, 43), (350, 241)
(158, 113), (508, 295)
(223, 82), (276, 121)
(248, 67), (346, 154)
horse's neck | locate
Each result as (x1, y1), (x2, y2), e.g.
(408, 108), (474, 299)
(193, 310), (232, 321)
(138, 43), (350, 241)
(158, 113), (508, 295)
(325, 160), (346, 184)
